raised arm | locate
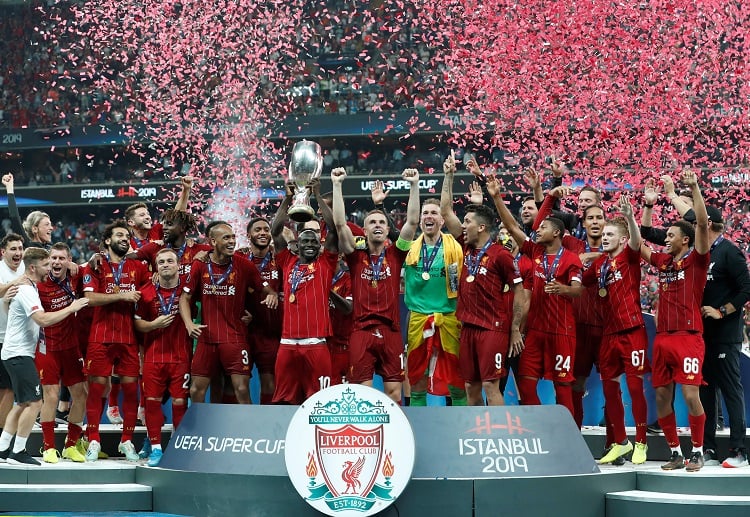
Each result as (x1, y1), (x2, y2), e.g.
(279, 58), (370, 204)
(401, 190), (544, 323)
(271, 180), (294, 252)
(485, 176), (527, 248)
(682, 169), (709, 254)
(398, 168), (420, 241)
(2, 173), (30, 241)
(331, 167), (355, 255)
(523, 167), (544, 204)
(618, 194), (641, 251)
(371, 180), (400, 242)
(173, 175), (193, 212)
(440, 152), (463, 238)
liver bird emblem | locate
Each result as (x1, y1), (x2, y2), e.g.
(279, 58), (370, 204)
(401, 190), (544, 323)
(341, 456), (366, 494)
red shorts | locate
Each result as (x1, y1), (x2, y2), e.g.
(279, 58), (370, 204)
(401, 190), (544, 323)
(86, 342), (140, 378)
(328, 342), (350, 385)
(458, 324), (508, 382)
(348, 326), (404, 383)
(36, 348), (85, 387)
(273, 344), (332, 404)
(142, 362), (190, 400)
(573, 324), (603, 377)
(519, 330), (576, 383)
(191, 342), (252, 378)
(599, 326), (651, 380)
(249, 333), (280, 374)
(651, 331), (704, 387)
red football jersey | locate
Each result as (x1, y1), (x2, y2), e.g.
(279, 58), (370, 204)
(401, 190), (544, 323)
(136, 281), (191, 363)
(582, 245), (645, 335)
(130, 222), (164, 250)
(329, 269), (353, 346)
(563, 236), (604, 327)
(457, 242), (521, 331)
(648, 249), (709, 333)
(276, 249), (338, 339)
(135, 241), (212, 276)
(184, 254), (265, 344)
(521, 239), (583, 337)
(246, 251), (283, 338)
(83, 257), (151, 345)
(345, 245), (407, 331)
(37, 273), (79, 351)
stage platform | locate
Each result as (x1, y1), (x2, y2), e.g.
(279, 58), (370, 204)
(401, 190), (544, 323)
(2, 424), (748, 516)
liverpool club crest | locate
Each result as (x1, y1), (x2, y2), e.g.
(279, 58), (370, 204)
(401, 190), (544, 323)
(285, 385), (415, 516)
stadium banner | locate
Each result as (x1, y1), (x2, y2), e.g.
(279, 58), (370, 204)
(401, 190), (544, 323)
(160, 403), (598, 478)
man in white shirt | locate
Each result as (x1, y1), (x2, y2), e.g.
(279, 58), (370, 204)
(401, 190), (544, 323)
(0, 234), (25, 435)
(0, 247), (88, 465)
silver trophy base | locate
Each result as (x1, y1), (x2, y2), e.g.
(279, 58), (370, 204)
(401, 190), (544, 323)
(288, 204), (316, 223)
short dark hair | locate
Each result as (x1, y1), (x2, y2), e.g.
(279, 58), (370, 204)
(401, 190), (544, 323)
(1, 233), (24, 248)
(580, 186), (601, 203)
(246, 217), (270, 234)
(23, 246), (49, 267)
(672, 220), (695, 247)
(465, 204), (496, 228)
(545, 217), (566, 237)
(125, 202), (148, 221)
(205, 220), (230, 240)
(103, 219), (129, 242)
(49, 242), (71, 255)
(582, 205), (605, 218)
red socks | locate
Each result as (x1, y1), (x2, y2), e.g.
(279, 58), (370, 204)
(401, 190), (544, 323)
(120, 382), (139, 442)
(86, 382), (106, 442)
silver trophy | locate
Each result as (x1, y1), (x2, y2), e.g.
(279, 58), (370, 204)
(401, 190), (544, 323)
(287, 140), (323, 223)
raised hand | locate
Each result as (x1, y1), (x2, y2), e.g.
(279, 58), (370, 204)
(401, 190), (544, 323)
(371, 179), (389, 204)
(331, 167), (347, 184)
(643, 178), (659, 205)
(402, 168), (419, 184)
(523, 167), (540, 189)
(467, 181), (483, 204)
(443, 151), (457, 176)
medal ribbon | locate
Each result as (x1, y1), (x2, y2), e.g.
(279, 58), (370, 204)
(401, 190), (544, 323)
(132, 236), (147, 249)
(370, 249), (386, 283)
(289, 260), (307, 296)
(49, 273), (76, 302)
(207, 260), (234, 288)
(466, 239), (492, 278)
(332, 269), (345, 286)
(106, 254), (126, 289)
(168, 241), (188, 262)
(156, 281), (180, 316)
(542, 246), (564, 282)
(598, 256), (611, 290)
(584, 241), (602, 253)
(250, 251), (273, 273)
(710, 235), (724, 252)
(420, 236), (442, 277)
(665, 248), (693, 286)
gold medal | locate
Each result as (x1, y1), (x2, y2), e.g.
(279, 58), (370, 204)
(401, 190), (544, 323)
(371, 280), (378, 288)
(112, 285), (120, 293)
(466, 275), (475, 283)
(210, 284), (217, 294)
(289, 293), (296, 303)
(421, 272), (430, 281)
(503, 284), (510, 292)
(598, 288), (607, 297)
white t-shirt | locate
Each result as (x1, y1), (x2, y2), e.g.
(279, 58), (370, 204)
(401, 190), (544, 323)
(0, 260), (25, 343)
(1, 284), (42, 360)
